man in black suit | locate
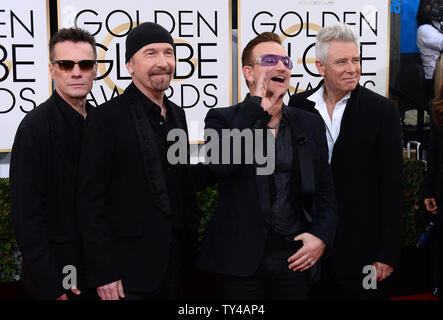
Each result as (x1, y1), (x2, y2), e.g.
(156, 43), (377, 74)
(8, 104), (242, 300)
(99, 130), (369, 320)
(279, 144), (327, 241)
(76, 22), (200, 300)
(197, 32), (338, 299)
(10, 28), (98, 299)
(288, 23), (403, 299)
(424, 100), (443, 297)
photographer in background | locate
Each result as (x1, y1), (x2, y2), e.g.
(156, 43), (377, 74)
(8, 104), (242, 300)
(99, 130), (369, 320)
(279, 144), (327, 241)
(417, 0), (443, 108)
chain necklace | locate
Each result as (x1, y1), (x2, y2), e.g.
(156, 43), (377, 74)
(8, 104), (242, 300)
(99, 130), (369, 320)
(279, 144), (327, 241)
(267, 122), (280, 129)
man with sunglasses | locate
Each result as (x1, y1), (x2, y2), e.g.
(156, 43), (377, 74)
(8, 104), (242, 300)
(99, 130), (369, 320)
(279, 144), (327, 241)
(196, 32), (338, 299)
(10, 28), (97, 299)
(76, 22), (200, 300)
(289, 23), (402, 299)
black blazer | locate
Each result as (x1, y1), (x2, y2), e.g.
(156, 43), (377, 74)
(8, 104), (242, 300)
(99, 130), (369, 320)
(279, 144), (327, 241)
(76, 83), (200, 292)
(197, 96), (338, 279)
(10, 94), (86, 299)
(289, 83), (403, 277)
(424, 119), (443, 208)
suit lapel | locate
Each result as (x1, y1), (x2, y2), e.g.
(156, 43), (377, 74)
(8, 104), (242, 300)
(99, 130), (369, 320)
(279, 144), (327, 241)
(167, 100), (185, 130)
(252, 102), (271, 223)
(287, 107), (315, 194)
(286, 107), (314, 224)
(291, 80), (323, 115)
(126, 86), (173, 220)
(292, 82), (361, 168)
(294, 98), (317, 114)
(331, 85), (361, 164)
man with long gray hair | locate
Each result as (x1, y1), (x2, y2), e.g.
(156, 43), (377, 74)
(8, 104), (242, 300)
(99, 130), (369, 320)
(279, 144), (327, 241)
(289, 23), (403, 299)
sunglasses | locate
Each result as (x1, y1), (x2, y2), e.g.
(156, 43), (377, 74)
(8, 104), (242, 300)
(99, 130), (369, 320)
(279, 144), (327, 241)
(51, 60), (96, 72)
(251, 54), (293, 70)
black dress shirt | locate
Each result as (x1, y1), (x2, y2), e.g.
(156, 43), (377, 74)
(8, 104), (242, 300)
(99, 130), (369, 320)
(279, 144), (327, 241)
(268, 106), (305, 238)
(54, 90), (92, 173)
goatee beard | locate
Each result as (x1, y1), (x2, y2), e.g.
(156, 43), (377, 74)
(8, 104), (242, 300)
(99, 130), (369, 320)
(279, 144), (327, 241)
(152, 76), (172, 91)
(150, 67), (173, 91)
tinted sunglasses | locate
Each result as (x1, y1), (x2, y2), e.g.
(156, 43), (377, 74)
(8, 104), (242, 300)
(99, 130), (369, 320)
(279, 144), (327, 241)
(251, 54), (293, 70)
(51, 60), (96, 72)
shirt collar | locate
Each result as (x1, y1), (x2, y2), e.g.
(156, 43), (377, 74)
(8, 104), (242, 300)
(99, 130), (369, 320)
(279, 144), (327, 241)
(280, 105), (290, 126)
(54, 90), (90, 128)
(130, 82), (171, 116)
(307, 84), (351, 106)
(307, 85), (325, 105)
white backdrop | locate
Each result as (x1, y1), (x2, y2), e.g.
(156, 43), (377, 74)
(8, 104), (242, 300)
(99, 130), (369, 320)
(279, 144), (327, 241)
(0, 1), (393, 175)
(59, 0), (232, 142)
(238, 0), (390, 102)
(0, 0), (51, 151)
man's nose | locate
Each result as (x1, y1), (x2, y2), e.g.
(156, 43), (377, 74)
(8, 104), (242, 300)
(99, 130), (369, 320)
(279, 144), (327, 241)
(275, 59), (286, 70)
(346, 61), (357, 73)
(71, 63), (82, 76)
(156, 54), (169, 67)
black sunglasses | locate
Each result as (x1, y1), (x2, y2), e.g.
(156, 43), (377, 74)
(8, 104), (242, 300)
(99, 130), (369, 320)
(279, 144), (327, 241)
(51, 60), (96, 72)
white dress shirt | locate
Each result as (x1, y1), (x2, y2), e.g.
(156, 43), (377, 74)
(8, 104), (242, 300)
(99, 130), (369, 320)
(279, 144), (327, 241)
(307, 86), (350, 163)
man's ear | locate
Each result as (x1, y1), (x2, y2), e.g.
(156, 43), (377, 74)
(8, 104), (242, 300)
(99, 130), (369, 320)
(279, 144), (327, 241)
(92, 62), (98, 79)
(49, 62), (55, 80)
(126, 59), (134, 75)
(315, 59), (326, 77)
(242, 65), (253, 84)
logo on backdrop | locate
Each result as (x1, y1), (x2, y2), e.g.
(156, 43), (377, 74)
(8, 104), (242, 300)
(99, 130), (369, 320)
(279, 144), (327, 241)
(64, 8), (221, 109)
(0, 9), (38, 115)
(243, 4), (380, 96)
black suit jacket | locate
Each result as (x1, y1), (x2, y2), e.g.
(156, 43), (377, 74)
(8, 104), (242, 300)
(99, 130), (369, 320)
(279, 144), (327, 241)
(289, 83), (403, 277)
(197, 96), (338, 280)
(10, 94), (87, 299)
(424, 118), (443, 208)
(76, 83), (199, 292)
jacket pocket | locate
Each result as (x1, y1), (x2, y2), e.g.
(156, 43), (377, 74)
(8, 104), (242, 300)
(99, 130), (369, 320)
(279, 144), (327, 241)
(109, 222), (143, 238)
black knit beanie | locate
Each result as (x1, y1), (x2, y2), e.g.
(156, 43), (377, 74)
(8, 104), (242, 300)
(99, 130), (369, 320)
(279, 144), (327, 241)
(125, 22), (174, 62)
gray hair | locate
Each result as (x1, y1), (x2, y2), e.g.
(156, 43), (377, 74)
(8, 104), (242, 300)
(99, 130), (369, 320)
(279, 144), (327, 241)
(315, 23), (359, 63)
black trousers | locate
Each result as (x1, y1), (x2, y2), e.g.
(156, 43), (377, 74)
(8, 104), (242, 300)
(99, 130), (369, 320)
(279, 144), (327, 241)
(311, 262), (387, 300)
(218, 236), (310, 300)
(123, 237), (182, 300)
(429, 216), (441, 290)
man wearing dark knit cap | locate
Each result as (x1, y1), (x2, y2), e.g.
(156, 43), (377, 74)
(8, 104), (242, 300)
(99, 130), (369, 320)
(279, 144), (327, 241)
(76, 22), (200, 300)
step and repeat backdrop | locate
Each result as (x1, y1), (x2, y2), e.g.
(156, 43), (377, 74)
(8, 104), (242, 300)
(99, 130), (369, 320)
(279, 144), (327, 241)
(58, 0), (232, 143)
(0, 0), (51, 151)
(238, 0), (390, 101)
(0, 0), (389, 150)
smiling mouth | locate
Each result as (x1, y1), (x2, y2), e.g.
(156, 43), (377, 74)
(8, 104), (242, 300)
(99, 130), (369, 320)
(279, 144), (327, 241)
(271, 76), (285, 83)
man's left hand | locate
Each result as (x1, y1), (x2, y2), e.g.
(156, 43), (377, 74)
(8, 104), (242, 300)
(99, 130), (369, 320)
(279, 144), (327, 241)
(288, 233), (326, 272)
(373, 262), (393, 281)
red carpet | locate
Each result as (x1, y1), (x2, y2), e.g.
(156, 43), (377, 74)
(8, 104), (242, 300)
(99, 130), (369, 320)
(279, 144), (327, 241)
(390, 290), (439, 300)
